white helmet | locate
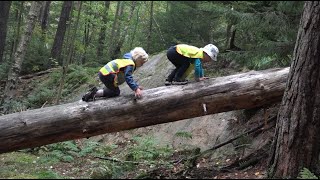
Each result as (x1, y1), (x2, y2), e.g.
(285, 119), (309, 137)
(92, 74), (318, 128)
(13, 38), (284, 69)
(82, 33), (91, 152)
(201, 44), (219, 61)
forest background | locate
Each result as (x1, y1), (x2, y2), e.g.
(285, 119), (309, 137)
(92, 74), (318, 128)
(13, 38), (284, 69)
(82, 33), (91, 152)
(0, 1), (314, 179)
(0, 1), (303, 113)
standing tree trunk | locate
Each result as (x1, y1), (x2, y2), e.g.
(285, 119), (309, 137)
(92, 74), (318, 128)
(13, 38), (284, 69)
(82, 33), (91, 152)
(114, 1), (136, 58)
(0, 1), (12, 63)
(39, 1), (51, 70)
(96, 1), (110, 62)
(40, 1), (51, 34)
(147, 1), (153, 53)
(268, 2), (320, 178)
(129, 4), (141, 49)
(10, 1), (23, 61)
(55, 2), (82, 105)
(2, 1), (42, 111)
(50, 1), (73, 67)
(108, 1), (122, 60)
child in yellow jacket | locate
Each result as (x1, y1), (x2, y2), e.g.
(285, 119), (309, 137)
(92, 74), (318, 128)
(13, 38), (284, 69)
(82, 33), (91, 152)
(165, 44), (219, 85)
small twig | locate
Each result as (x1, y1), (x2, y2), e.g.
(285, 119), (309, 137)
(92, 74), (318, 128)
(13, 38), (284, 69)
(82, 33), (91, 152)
(95, 156), (145, 165)
(94, 156), (170, 166)
(41, 101), (48, 108)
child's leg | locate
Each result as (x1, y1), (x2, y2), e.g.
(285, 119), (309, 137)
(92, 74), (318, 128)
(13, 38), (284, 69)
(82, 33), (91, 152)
(167, 68), (177, 82)
(174, 61), (190, 81)
(98, 73), (120, 98)
(166, 46), (188, 82)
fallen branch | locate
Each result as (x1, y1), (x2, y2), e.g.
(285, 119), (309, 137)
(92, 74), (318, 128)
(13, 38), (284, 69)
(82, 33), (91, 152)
(19, 68), (59, 80)
(220, 140), (271, 171)
(94, 156), (170, 166)
(94, 156), (146, 165)
(172, 116), (277, 165)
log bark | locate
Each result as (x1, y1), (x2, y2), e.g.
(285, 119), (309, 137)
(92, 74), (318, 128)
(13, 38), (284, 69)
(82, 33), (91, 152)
(0, 67), (289, 153)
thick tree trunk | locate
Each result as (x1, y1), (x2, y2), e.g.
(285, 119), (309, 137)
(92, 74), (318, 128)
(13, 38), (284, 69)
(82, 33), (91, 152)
(0, 1), (12, 63)
(268, 2), (320, 179)
(0, 67), (289, 153)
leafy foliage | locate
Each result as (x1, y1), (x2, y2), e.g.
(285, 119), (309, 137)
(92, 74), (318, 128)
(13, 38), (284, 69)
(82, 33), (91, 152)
(125, 136), (173, 161)
(38, 140), (103, 163)
(297, 168), (318, 179)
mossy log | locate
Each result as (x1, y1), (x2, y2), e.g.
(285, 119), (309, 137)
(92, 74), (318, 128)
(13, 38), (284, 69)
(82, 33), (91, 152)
(0, 67), (289, 153)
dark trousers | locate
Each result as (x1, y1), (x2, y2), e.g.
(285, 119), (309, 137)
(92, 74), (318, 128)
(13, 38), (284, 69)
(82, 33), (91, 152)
(98, 72), (120, 97)
(166, 46), (190, 82)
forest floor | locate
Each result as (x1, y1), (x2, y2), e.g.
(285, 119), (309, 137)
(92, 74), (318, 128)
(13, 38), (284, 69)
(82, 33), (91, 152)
(47, 142), (269, 179)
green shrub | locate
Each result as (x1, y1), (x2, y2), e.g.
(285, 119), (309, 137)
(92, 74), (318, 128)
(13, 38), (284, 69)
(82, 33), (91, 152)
(126, 136), (173, 161)
(298, 168), (318, 179)
(27, 87), (55, 107)
(1, 99), (29, 114)
(34, 170), (63, 179)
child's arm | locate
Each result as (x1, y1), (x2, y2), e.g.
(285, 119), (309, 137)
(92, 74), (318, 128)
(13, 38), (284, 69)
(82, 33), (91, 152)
(194, 58), (208, 81)
(124, 66), (140, 91)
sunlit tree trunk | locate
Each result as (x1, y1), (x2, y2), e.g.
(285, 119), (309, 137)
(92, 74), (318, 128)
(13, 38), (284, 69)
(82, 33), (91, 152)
(268, 1), (320, 178)
(0, 1), (12, 63)
(51, 1), (73, 67)
(2, 1), (42, 111)
(97, 1), (110, 62)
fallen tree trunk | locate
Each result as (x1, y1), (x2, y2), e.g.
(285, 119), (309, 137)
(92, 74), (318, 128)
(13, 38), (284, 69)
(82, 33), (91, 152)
(0, 67), (289, 153)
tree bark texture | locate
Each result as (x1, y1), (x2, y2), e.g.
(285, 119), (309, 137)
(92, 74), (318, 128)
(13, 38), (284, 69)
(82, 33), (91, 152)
(40, 1), (51, 33)
(10, 2), (23, 60)
(108, 1), (122, 60)
(97, 1), (110, 61)
(3, 1), (42, 104)
(147, 1), (153, 52)
(268, 2), (320, 178)
(55, 2), (82, 105)
(0, 1), (12, 63)
(50, 1), (73, 66)
(0, 67), (289, 153)
(116, 1), (136, 57)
